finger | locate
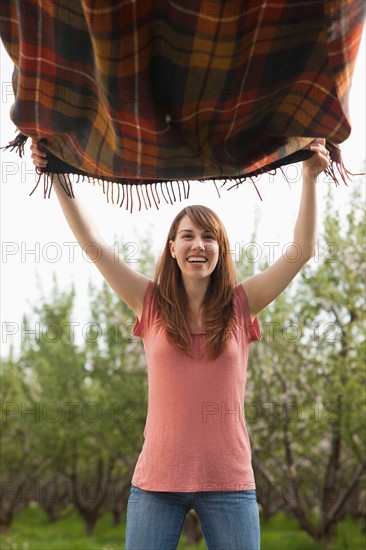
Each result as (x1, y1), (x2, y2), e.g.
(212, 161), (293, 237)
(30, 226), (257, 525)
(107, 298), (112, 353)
(30, 150), (44, 158)
(308, 143), (327, 155)
(31, 149), (46, 158)
(317, 150), (331, 169)
(312, 145), (329, 158)
(31, 153), (48, 167)
(311, 137), (326, 145)
(309, 147), (331, 171)
(31, 150), (47, 161)
(30, 144), (47, 157)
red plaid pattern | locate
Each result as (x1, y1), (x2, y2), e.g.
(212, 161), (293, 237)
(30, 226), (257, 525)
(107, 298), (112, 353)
(0, 0), (364, 209)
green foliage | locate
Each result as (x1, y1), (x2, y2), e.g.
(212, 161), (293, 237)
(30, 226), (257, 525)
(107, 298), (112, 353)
(244, 180), (366, 539)
(1, 506), (365, 549)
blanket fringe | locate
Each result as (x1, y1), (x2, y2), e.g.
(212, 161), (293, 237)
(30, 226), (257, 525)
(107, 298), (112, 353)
(324, 159), (362, 187)
(324, 141), (364, 186)
(31, 171), (192, 213)
(1, 133), (363, 212)
(2, 132), (28, 157)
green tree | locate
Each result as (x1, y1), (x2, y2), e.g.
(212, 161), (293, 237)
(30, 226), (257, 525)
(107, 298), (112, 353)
(0, 347), (48, 532)
(246, 181), (365, 546)
(84, 233), (156, 526)
(17, 276), (116, 535)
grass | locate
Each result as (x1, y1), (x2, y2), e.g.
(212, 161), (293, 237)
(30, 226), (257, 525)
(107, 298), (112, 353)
(0, 505), (365, 549)
(260, 513), (365, 550)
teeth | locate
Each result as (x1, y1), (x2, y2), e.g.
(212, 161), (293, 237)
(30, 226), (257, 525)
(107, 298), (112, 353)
(187, 257), (207, 263)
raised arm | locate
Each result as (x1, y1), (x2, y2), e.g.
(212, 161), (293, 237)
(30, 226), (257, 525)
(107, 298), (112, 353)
(30, 140), (150, 318)
(242, 138), (331, 319)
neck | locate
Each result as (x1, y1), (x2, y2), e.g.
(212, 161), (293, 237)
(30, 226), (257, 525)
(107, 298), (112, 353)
(182, 277), (209, 311)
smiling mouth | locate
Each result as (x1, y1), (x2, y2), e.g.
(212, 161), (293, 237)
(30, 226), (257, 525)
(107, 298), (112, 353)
(186, 256), (208, 263)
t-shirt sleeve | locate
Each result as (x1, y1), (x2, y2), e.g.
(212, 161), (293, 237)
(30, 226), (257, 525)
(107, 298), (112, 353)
(132, 280), (156, 338)
(235, 283), (261, 343)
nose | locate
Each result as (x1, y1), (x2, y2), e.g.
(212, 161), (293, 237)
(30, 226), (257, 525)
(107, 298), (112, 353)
(191, 238), (205, 251)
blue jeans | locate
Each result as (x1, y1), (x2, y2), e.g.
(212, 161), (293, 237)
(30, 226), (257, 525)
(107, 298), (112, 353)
(125, 484), (260, 550)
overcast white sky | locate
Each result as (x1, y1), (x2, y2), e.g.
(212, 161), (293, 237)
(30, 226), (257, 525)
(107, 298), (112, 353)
(1, 31), (365, 357)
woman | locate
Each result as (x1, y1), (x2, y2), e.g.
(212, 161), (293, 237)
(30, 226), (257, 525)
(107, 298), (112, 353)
(31, 138), (330, 550)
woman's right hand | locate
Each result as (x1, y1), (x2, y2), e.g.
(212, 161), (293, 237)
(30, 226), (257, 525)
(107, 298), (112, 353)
(30, 139), (48, 170)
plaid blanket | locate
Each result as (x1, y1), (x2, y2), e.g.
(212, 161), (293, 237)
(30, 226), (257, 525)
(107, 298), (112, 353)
(1, 0), (364, 210)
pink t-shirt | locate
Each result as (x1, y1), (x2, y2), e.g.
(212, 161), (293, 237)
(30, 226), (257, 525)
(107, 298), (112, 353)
(131, 280), (261, 492)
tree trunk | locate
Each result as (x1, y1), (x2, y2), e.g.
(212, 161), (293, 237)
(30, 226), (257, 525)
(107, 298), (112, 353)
(0, 522), (12, 534)
(0, 506), (14, 534)
(319, 396), (342, 545)
(84, 515), (98, 536)
(182, 510), (203, 545)
(112, 508), (121, 526)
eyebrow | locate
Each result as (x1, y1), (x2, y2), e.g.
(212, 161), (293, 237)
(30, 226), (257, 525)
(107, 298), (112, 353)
(178, 228), (212, 234)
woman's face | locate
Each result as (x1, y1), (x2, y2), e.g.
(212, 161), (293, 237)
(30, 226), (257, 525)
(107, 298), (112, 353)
(169, 215), (219, 281)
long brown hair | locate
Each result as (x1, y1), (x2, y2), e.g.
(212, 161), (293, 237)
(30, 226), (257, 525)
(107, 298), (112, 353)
(153, 205), (237, 360)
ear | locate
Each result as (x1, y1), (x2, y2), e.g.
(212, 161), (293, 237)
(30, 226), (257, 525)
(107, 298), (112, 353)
(169, 240), (175, 257)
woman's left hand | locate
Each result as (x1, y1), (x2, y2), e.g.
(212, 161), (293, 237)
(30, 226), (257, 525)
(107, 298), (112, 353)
(302, 138), (331, 181)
